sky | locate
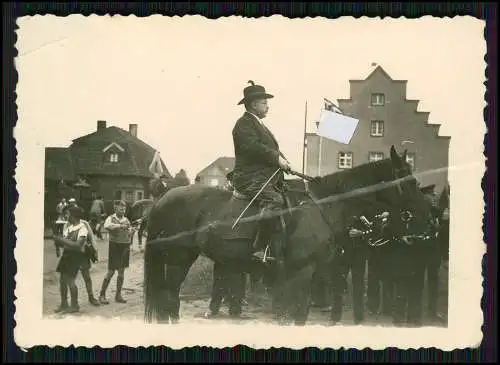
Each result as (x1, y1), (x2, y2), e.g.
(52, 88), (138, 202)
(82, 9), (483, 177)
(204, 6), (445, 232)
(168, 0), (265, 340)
(15, 15), (486, 182)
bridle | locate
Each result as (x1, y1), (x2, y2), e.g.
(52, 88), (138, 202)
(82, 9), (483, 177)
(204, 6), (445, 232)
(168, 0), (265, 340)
(350, 165), (434, 249)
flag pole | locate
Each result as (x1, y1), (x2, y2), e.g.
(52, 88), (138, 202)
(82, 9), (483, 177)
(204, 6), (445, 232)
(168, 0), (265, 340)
(301, 101), (308, 174)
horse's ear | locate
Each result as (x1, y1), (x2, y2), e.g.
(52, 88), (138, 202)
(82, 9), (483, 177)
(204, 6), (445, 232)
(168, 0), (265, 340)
(390, 145), (401, 166)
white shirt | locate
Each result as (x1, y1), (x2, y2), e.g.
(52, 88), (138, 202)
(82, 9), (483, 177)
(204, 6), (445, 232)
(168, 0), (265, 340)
(63, 221), (88, 240)
(61, 221), (89, 253)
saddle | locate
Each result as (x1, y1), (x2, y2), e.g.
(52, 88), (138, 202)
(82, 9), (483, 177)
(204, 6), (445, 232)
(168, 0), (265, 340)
(210, 189), (290, 258)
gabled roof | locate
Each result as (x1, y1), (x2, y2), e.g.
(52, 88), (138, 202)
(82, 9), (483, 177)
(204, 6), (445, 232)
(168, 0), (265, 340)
(102, 142), (125, 153)
(197, 156), (235, 177)
(45, 147), (75, 181)
(46, 125), (172, 180)
(69, 125), (171, 178)
(349, 65), (408, 84)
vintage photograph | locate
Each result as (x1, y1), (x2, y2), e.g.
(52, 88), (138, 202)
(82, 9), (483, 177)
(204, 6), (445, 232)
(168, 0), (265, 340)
(14, 15), (485, 349)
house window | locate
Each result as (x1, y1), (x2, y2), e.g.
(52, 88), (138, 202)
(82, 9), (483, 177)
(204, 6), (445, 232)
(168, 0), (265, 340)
(369, 152), (384, 162)
(136, 190), (144, 201)
(210, 178), (219, 187)
(371, 93), (385, 106)
(370, 120), (384, 136)
(405, 153), (416, 170)
(338, 152), (353, 169)
(110, 153), (119, 163)
(124, 190), (135, 203)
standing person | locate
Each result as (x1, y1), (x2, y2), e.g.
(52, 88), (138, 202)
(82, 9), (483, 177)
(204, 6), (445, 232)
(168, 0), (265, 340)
(99, 200), (133, 304)
(79, 214), (101, 307)
(53, 205), (88, 314)
(89, 195), (106, 239)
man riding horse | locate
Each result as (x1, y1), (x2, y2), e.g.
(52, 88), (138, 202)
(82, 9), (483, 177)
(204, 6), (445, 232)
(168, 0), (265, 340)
(231, 80), (291, 266)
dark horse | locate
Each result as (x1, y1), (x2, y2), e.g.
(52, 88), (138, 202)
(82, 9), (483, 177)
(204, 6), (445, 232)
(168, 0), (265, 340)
(143, 146), (431, 325)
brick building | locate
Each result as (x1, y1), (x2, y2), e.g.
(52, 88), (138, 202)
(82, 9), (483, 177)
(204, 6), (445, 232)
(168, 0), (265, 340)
(44, 120), (171, 225)
(196, 156), (235, 189)
(305, 66), (451, 193)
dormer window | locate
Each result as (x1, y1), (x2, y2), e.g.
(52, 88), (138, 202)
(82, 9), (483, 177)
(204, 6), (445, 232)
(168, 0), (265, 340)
(110, 153), (119, 163)
(103, 142), (125, 164)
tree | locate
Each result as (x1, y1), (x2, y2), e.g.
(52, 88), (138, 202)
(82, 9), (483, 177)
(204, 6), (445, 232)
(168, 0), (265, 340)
(172, 169), (190, 187)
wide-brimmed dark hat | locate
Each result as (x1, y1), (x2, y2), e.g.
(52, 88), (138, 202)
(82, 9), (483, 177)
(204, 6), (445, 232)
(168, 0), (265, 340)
(237, 80), (274, 105)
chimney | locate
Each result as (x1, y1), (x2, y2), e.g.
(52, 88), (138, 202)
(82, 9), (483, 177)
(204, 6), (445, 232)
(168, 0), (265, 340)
(129, 123), (138, 138)
(97, 120), (107, 131)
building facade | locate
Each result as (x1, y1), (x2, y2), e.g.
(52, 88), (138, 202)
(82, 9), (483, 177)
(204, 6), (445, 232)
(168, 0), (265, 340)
(44, 120), (171, 225)
(196, 157), (235, 189)
(305, 66), (450, 193)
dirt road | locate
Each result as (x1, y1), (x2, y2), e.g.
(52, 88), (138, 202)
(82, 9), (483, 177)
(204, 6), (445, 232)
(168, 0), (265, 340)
(42, 235), (448, 327)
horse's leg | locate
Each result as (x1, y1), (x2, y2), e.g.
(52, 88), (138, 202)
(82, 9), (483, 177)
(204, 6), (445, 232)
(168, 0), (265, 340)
(271, 272), (293, 325)
(271, 261), (316, 326)
(206, 261), (228, 317)
(329, 264), (346, 326)
(310, 268), (328, 308)
(291, 263), (316, 326)
(226, 264), (247, 318)
(164, 249), (199, 323)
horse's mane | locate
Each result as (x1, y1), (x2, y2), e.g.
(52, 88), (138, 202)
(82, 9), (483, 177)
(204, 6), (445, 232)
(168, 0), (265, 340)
(285, 159), (393, 197)
(317, 158), (393, 192)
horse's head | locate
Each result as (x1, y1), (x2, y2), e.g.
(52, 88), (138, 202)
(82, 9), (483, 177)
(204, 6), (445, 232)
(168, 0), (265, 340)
(378, 145), (433, 236)
(305, 145), (430, 235)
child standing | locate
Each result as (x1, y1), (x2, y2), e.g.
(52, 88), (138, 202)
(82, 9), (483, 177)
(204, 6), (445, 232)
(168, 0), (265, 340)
(99, 200), (133, 304)
(53, 205), (88, 313)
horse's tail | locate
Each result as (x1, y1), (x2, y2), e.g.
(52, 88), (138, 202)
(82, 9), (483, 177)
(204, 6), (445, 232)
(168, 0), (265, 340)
(143, 233), (167, 323)
(143, 187), (207, 322)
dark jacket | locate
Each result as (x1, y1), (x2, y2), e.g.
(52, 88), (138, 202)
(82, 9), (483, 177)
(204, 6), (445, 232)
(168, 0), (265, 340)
(231, 112), (285, 193)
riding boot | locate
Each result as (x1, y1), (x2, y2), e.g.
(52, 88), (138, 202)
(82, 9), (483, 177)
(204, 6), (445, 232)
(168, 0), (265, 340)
(329, 291), (343, 325)
(55, 282), (69, 313)
(115, 276), (127, 303)
(99, 276), (112, 305)
(67, 286), (80, 313)
(84, 275), (100, 306)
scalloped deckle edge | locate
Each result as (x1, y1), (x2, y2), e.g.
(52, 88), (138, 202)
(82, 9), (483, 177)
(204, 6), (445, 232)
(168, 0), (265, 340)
(12, 14), (487, 350)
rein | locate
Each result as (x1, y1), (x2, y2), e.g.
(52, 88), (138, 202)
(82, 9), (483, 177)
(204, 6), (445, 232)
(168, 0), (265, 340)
(285, 169), (432, 250)
(285, 170), (339, 238)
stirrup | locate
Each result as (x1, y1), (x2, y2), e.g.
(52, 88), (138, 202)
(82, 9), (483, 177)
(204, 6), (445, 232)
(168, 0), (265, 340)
(253, 246), (275, 263)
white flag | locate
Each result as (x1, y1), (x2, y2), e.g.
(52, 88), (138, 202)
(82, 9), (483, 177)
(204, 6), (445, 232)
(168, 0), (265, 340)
(316, 109), (359, 145)
(148, 150), (164, 178)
